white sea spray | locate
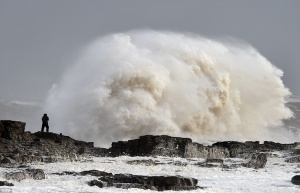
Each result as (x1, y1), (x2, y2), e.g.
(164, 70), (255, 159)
(45, 30), (293, 146)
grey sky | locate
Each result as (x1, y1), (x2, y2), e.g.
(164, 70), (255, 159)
(1, 0), (300, 101)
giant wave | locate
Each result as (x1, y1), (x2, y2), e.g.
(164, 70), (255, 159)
(45, 31), (295, 146)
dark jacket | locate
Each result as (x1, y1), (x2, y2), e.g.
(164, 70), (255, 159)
(42, 115), (49, 123)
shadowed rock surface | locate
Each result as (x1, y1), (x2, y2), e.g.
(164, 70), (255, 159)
(243, 153), (267, 169)
(53, 170), (200, 191)
(109, 135), (230, 158)
(0, 181), (14, 186)
(291, 175), (300, 185)
(108, 135), (299, 160)
(1, 120), (299, 169)
(5, 169), (45, 181)
(0, 120), (99, 167)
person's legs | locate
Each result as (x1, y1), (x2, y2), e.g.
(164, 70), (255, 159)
(46, 124), (49, 132)
(41, 124), (44, 132)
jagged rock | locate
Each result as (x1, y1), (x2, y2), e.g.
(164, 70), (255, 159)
(291, 175), (300, 185)
(243, 153), (267, 169)
(89, 147), (109, 157)
(286, 156), (300, 163)
(0, 120), (299, 168)
(88, 180), (104, 188)
(127, 159), (157, 166)
(109, 135), (229, 159)
(54, 170), (200, 191)
(0, 181), (14, 186)
(263, 141), (296, 151)
(5, 169), (45, 181)
(206, 158), (224, 163)
(98, 173), (199, 191)
(212, 141), (260, 158)
(80, 170), (112, 177)
(184, 143), (229, 159)
(1, 157), (16, 164)
(0, 120), (25, 140)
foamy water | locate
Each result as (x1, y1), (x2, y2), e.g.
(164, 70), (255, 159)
(45, 30), (294, 146)
(1, 155), (299, 193)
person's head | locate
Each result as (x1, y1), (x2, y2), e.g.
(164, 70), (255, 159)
(44, 113), (47, 116)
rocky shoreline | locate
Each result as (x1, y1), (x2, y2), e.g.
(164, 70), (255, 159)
(1, 120), (300, 190)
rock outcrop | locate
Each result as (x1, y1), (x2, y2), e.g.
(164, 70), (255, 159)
(243, 153), (267, 169)
(0, 120), (96, 167)
(0, 120), (26, 140)
(109, 135), (230, 159)
(291, 175), (300, 185)
(1, 120), (299, 170)
(108, 135), (299, 160)
(5, 169), (45, 181)
(54, 170), (200, 191)
(0, 181), (14, 186)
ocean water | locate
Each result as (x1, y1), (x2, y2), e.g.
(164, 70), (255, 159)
(0, 154), (299, 193)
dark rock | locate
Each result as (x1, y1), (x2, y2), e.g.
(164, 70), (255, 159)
(1, 157), (16, 164)
(88, 180), (104, 188)
(109, 135), (229, 159)
(0, 181), (14, 186)
(184, 143), (229, 159)
(206, 158), (224, 163)
(127, 159), (157, 166)
(263, 141), (296, 151)
(89, 147), (109, 157)
(54, 170), (200, 191)
(0, 119), (299, 168)
(291, 175), (300, 185)
(5, 169), (45, 181)
(212, 141), (260, 158)
(0, 120), (25, 140)
(98, 173), (199, 191)
(286, 156), (300, 163)
(95, 173), (198, 191)
(80, 170), (113, 177)
(243, 153), (267, 169)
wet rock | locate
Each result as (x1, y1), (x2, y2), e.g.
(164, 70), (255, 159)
(54, 170), (200, 191)
(90, 173), (199, 191)
(291, 175), (300, 185)
(0, 119), (299, 168)
(0, 120), (25, 141)
(0, 157), (16, 164)
(212, 141), (260, 158)
(286, 156), (300, 163)
(127, 159), (157, 166)
(88, 180), (104, 188)
(109, 135), (229, 159)
(80, 170), (113, 177)
(243, 153), (267, 169)
(5, 169), (45, 181)
(184, 143), (229, 159)
(206, 158), (224, 163)
(0, 181), (14, 186)
(98, 174), (199, 191)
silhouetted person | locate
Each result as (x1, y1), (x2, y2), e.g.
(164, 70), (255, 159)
(41, 113), (49, 132)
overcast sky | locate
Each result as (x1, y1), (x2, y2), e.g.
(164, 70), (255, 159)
(1, 0), (299, 101)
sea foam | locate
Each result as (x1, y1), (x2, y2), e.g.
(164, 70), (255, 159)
(45, 31), (293, 146)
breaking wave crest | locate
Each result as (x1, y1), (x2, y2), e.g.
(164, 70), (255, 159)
(45, 31), (293, 146)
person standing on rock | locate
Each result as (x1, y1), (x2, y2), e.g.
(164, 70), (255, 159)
(41, 113), (49, 132)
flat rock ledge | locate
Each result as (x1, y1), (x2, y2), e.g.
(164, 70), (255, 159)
(0, 181), (14, 186)
(54, 170), (201, 191)
(5, 169), (45, 181)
